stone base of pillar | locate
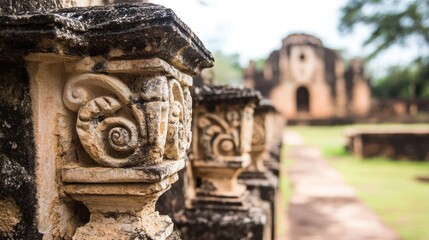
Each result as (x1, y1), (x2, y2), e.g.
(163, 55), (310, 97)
(239, 170), (278, 240)
(62, 160), (185, 240)
(190, 190), (250, 211)
(175, 198), (270, 240)
(265, 153), (281, 177)
(73, 211), (173, 240)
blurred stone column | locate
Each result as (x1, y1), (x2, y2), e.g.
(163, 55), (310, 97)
(175, 86), (270, 240)
(191, 87), (256, 208)
(264, 112), (285, 177)
(0, 3), (213, 239)
(239, 99), (279, 240)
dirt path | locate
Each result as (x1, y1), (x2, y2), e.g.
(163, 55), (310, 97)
(284, 132), (400, 240)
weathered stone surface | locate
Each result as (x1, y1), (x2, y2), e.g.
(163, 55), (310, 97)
(0, 3), (214, 74)
(62, 159), (185, 183)
(0, 0), (75, 15)
(65, 174), (179, 240)
(0, 62), (41, 240)
(193, 85), (260, 104)
(0, 197), (22, 238)
(175, 204), (268, 240)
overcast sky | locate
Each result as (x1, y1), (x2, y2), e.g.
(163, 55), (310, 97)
(153, 0), (421, 76)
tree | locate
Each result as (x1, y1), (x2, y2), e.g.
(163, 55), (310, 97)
(339, 0), (429, 59)
(211, 51), (243, 86)
(339, 0), (429, 98)
(373, 65), (417, 98)
(372, 62), (429, 99)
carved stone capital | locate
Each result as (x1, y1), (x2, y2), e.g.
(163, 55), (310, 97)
(62, 60), (192, 167)
(60, 57), (194, 239)
(190, 86), (260, 208)
(246, 102), (277, 173)
(264, 112), (285, 176)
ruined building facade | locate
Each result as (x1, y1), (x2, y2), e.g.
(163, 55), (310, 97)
(244, 34), (371, 122)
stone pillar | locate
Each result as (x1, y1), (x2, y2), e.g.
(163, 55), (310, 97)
(263, 112), (285, 177)
(175, 86), (269, 240)
(350, 59), (371, 116)
(0, 4), (213, 239)
(239, 99), (278, 240)
(191, 86), (257, 209)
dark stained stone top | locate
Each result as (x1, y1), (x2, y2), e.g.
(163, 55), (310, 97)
(192, 84), (261, 105)
(0, 3), (214, 75)
(0, 0), (64, 15)
(256, 98), (276, 113)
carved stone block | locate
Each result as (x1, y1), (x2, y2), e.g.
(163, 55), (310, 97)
(0, 3), (213, 239)
(238, 100), (279, 240)
(189, 86), (260, 209)
(60, 58), (194, 239)
(175, 86), (272, 240)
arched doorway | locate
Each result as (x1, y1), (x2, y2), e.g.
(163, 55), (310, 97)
(296, 86), (309, 113)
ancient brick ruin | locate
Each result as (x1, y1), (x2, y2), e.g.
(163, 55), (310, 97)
(244, 34), (371, 123)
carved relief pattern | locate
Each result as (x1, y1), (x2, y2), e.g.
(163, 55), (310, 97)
(63, 73), (189, 167)
(197, 107), (253, 159)
(240, 105), (255, 153)
(252, 114), (266, 146)
(165, 80), (191, 159)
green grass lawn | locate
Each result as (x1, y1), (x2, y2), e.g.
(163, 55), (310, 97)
(288, 124), (429, 240)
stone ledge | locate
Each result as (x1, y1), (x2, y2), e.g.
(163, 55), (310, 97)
(192, 156), (251, 168)
(63, 57), (193, 86)
(192, 85), (261, 104)
(63, 173), (178, 196)
(0, 3), (214, 74)
(62, 159), (185, 183)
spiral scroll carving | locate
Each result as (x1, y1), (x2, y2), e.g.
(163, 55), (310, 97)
(63, 73), (190, 167)
(76, 97), (141, 167)
(197, 111), (241, 159)
(63, 74), (139, 167)
(108, 126), (136, 152)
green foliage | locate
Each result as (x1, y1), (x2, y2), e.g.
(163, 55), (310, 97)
(339, 0), (429, 59)
(211, 51), (243, 86)
(253, 58), (265, 72)
(339, 0), (429, 98)
(372, 65), (414, 98)
(371, 58), (429, 99)
(332, 157), (429, 240)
